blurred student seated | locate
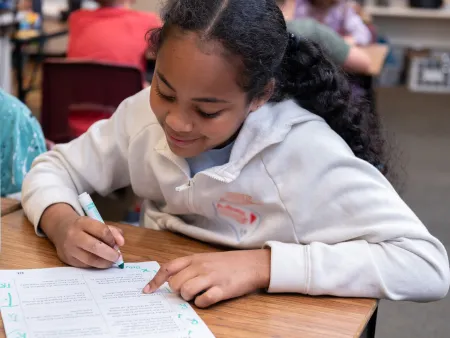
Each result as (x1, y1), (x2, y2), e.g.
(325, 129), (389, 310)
(277, 1), (370, 74)
(287, 18), (370, 74)
(67, 0), (161, 73)
(279, 0), (372, 46)
(0, 89), (47, 197)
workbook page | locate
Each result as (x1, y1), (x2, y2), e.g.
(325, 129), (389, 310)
(0, 262), (215, 338)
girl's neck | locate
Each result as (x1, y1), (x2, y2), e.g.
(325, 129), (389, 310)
(214, 124), (243, 150)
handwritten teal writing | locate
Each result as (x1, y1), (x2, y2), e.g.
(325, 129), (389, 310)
(179, 303), (188, 309)
(0, 283), (11, 288)
(1, 292), (13, 308)
(7, 313), (18, 322)
(186, 318), (198, 325)
(124, 265), (153, 274)
(6, 330), (26, 338)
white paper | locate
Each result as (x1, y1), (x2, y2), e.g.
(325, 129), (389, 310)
(0, 262), (215, 338)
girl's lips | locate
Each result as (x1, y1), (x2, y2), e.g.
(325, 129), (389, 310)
(167, 133), (199, 147)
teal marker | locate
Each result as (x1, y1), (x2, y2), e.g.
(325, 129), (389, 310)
(78, 192), (125, 269)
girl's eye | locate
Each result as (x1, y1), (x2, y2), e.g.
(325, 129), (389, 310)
(155, 86), (175, 102)
(196, 108), (222, 119)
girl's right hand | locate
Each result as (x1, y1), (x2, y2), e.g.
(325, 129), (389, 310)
(40, 204), (125, 268)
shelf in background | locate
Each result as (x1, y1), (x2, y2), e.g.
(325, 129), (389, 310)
(366, 5), (450, 19)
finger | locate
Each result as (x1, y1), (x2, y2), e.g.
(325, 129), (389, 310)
(81, 218), (118, 249)
(108, 226), (125, 246)
(168, 266), (199, 294)
(73, 247), (114, 269)
(76, 230), (120, 263)
(143, 256), (193, 294)
(65, 255), (91, 268)
(195, 286), (225, 308)
(180, 276), (213, 302)
(68, 256), (90, 268)
(57, 251), (90, 268)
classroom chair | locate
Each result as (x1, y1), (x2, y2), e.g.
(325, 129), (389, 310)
(41, 59), (143, 143)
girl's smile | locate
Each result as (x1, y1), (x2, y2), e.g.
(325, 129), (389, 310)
(165, 130), (202, 149)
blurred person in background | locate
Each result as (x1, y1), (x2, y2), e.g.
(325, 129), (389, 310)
(67, 0), (161, 73)
(280, 0), (372, 45)
(0, 89), (46, 197)
(277, 0), (371, 74)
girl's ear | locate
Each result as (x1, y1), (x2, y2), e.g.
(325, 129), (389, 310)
(249, 79), (275, 112)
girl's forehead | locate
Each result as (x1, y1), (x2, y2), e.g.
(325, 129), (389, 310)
(157, 32), (244, 98)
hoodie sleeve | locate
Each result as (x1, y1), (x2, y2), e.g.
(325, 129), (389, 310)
(262, 121), (450, 302)
(21, 92), (143, 235)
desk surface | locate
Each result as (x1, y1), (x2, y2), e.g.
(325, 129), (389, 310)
(13, 19), (67, 42)
(361, 43), (389, 76)
(0, 198), (21, 216)
(0, 210), (377, 338)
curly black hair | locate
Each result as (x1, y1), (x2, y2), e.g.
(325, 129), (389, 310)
(149, 0), (387, 175)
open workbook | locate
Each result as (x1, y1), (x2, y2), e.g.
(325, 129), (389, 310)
(0, 262), (215, 338)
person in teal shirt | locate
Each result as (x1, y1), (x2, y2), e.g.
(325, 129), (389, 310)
(0, 89), (46, 197)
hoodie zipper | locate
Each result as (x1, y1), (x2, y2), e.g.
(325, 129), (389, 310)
(175, 171), (230, 212)
(155, 146), (232, 212)
(175, 170), (229, 192)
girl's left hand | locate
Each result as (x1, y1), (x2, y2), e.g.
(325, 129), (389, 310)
(143, 249), (271, 308)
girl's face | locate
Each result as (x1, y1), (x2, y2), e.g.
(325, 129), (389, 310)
(150, 31), (262, 158)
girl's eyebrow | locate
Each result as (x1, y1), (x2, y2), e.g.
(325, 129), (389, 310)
(192, 97), (230, 103)
(157, 71), (230, 104)
(157, 71), (175, 91)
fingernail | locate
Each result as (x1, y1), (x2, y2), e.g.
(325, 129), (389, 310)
(143, 284), (151, 294)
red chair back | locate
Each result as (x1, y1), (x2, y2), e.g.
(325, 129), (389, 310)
(41, 59), (143, 143)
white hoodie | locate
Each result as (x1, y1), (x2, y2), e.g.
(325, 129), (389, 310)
(22, 87), (449, 301)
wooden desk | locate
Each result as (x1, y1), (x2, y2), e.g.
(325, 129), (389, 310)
(0, 210), (378, 338)
(361, 43), (389, 77)
(0, 198), (21, 216)
(13, 20), (68, 41)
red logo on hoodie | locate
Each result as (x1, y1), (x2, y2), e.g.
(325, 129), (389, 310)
(216, 202), (258, 225)
(214, 192), (261, 227)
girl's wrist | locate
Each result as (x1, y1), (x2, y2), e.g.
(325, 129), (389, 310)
(254, 249), (271, 289)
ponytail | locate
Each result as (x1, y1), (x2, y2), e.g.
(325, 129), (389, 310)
(271, 34), (386, 174)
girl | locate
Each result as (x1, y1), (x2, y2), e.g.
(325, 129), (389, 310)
(22, 0), (448, 308)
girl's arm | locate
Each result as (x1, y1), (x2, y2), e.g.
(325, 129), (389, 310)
(262, 121), (449, 301)
(21, 89), (150, 234)
(343, 45), (371, 74)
